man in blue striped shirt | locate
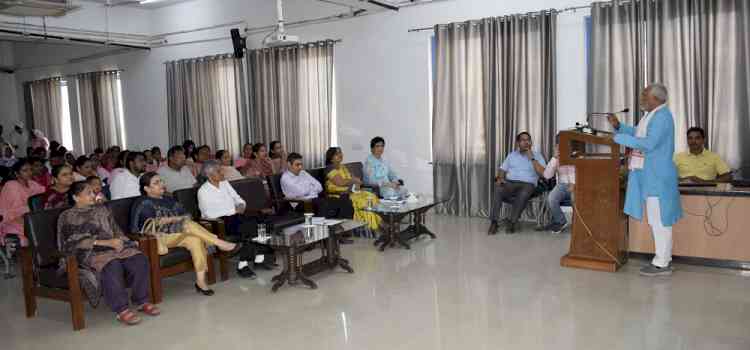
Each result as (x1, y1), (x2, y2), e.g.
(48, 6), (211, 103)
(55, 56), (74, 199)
(488, 132), (546, 234)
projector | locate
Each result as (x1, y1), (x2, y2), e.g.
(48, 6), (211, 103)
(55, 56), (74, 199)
(263, 33), (299, 47)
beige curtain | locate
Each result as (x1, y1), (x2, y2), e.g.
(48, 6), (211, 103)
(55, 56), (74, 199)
(166, 55), (246, 156)
(77, 71), (124, 152)
(432, 13), (557, 217)
(247, 40), (335, 168)
(29, 78), (63, 144)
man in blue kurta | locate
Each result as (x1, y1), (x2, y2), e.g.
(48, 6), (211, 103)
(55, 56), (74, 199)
(608, 84), (682, 276)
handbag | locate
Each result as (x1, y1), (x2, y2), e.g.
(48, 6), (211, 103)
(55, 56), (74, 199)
(142, 217), (170, 256)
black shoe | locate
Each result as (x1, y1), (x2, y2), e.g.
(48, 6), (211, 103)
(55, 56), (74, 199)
(194, 283), (215, 296)
(488, 221), (499, 235)
(254, 262), (277, 271)
(505, 222), (517, 234)
(237, 266), (257, 279)
(225, 242), (243, 258)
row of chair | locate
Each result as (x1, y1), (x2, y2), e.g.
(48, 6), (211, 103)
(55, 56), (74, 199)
(20, 162), (367, 331)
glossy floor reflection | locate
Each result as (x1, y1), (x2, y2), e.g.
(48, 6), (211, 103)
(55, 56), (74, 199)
(2, 215), (750, 350)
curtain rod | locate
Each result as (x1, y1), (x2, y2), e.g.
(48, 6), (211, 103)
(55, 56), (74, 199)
(25, 69), (123, 84)
(407, 5), (592, 32)
(163, 39), (342, 64)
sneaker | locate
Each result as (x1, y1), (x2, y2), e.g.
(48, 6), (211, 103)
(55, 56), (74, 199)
(505, 222), (517, 234)
(552, 221), (569, 234)
(639, 264), (673, 277)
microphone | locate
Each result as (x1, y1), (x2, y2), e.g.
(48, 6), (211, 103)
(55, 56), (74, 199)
(590, 108), (629, 117)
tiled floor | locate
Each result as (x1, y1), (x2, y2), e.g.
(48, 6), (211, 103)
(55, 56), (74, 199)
(2, 215), (749, 350)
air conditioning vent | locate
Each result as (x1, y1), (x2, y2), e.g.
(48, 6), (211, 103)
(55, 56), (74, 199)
(0, 0), (78, 17)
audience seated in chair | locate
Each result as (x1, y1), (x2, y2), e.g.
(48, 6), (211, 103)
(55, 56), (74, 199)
(488, 132), (547, 235)
(110, 152), (145, 200)
(217, 149), (244, 181)
(29, 156), (52, 190)
(197, 160), (270, 280)
(58, 181), (161, 326)
(241, 143), (277, 178)
(40, 164), (75, 209)
(542, 135), (575, 234)
(190, 145), (211, 178)
(157, 145), (197, 194)
(268, 140), (288, 174)
(363, 136), (408, 199)
(325, 147), (382, 232)
(73, 156), (97, 182)
(87, 175), (108, 203)
(0, 159), (45, 246)
(281, 152), (355, 220)
(674, 127), (732, 183)
(234, 142), (253, 169)
(130, 172), (241, 297)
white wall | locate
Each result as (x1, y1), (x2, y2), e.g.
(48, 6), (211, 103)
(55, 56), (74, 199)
(4, 0), (592, 195)
(0, 41), (20, 134)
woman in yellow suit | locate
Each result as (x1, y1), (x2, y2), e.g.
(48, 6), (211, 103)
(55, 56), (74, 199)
(324, 147), (382, 235)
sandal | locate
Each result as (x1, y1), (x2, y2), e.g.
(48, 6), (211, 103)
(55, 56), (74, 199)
(137, 303), (161, 316)
(116, 309), (141, 326)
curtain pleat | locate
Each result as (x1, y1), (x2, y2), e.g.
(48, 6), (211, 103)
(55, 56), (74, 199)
(433, 13), (558, 217)
(247, 41), (335, 168)
(165, 56), (245, 156)
(77, 71), (124, 152)
(29, 78), (64, 144)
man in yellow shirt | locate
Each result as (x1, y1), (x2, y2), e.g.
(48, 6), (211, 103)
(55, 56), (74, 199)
(673, 127), (732, 183)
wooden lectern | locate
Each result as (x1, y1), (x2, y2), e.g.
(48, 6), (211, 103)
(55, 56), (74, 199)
(558, 130), (628, 272)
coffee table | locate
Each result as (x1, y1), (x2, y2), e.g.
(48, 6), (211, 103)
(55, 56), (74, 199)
(265, 219), (364, 292)
(368, 196), (443, 251)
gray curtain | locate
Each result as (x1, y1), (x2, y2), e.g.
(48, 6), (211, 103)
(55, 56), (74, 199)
(247, 40), (335, 168)
(432, 13), (558, 217)
(591, 0), (750, 173)
(29, 78), (63, 144)
(166, 55), (246, 156)
(646, 0), (750, 172)
(77, 71), (124, 152)
(589, 1), (645, 131)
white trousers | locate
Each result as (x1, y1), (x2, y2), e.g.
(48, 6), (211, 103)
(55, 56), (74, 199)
(647, 197), (672, 267)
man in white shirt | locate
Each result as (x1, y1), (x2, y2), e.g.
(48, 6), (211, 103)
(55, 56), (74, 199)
(542, 135), (577, 234)
(157, 146), (197, 193)
(197, 160), (269, 279)
(110, 152), (145, 200)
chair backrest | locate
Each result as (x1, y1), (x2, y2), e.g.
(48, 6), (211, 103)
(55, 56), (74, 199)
(106, 197), (136, 233)
(344, 162), (365, 180)
(28, 193), (47, 212)
(230, 178), (268, 211)
(173, 187), (200, 219)
(24, 207), (67, 268)
(267, 173), (284, 200)
(307, 167), (326, 187)
(24, 198), (137, 269)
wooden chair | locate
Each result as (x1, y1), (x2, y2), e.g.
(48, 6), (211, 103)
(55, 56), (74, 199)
(110, 197), (217, 304)
(172, 187), (230, 281)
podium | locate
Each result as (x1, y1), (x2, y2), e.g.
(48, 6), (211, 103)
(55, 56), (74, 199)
(558, 131), (628, 272)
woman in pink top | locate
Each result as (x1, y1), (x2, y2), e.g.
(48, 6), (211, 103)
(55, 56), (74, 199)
(234, 143), (253, 169)
(241, 143), (274, 177)
(0, 159), (45, 246)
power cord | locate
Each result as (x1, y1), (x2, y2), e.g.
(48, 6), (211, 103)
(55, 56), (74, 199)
(572, 203), (625, 266)
(682, 196), (733, 237)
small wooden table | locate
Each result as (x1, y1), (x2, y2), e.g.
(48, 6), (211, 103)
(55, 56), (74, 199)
(369, 196), (443, 251)
(266, 220), (364, 292)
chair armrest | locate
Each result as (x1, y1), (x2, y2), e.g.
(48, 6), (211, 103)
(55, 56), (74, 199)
(199, 218), (226, 240)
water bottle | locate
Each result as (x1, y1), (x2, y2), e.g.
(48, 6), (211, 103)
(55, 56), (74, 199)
(367, 197), (373, 210)
(258, 224), (266, 240)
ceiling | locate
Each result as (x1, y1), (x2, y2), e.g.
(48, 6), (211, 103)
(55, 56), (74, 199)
(86, 0), (197, 9)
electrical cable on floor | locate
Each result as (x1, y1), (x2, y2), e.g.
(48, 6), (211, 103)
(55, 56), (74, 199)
(572, 203), (625, 266)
